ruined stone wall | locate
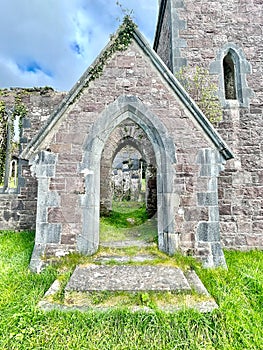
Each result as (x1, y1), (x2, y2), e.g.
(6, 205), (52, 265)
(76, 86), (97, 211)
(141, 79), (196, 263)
(0, 88), (65, 231)
(0, 88), (65, 145)
(0, 163), (38, 231)
(155, 0), (263, 249)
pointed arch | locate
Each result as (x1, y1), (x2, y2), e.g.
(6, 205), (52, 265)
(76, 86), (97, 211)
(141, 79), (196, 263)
(210, 43), (253, 108)
(77, 95), (177, 256)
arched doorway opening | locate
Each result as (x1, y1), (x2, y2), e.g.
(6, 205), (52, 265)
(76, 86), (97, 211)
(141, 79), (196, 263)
(111, 145), (145, 203)
(99, 119), (157, 244)
(78, 96), (177, 256)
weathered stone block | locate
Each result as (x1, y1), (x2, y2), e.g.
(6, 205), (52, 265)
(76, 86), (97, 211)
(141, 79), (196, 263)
(48, 208), (64, 223)
(209, 207), (220, 222)
(211, 243), (226, 267)
(61, 234), (76, 245)
(197, 192), (218, 206)
(36, 223), (61, 244)
(197, 222), (220, 242)
(252, 221), (263, 233)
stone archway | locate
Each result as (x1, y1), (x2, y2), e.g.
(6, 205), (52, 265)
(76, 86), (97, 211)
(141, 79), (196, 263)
(78, 95), (177, 256)
(100, 118), (157, 217)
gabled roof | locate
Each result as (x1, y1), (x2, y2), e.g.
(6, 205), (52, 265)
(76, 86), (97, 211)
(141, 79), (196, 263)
(21, 18), (233, 161)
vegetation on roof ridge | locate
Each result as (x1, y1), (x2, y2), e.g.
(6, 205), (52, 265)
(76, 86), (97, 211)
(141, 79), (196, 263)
(86, 16), (137, 84)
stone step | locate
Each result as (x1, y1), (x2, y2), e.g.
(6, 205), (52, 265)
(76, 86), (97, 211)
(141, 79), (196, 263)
(94, 254), (156, 264)
(65, 265), (192, 292)
(40, 264), (218, 313)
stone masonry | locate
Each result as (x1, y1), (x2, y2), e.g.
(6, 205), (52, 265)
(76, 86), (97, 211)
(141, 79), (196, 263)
(23, 26), (232, 271)
(154, 0), (263, 250)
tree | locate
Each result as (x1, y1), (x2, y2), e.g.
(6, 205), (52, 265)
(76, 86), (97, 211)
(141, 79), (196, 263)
(176, 66), (222, 123)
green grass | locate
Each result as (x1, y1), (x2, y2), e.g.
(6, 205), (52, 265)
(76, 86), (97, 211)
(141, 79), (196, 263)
(101, 201), (149, 228)
(63, 290), (210, 311)
(0, 177), (17, 189)
(0, 230), (263, 349)
(100, 201), (157, 242)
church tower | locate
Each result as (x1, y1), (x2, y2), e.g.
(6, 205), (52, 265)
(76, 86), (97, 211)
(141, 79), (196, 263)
(154, 0), (263, 250)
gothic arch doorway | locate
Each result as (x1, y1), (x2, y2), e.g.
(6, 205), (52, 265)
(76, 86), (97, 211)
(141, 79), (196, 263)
(78, 96), (177, 256)
(99, 119), (158, 244)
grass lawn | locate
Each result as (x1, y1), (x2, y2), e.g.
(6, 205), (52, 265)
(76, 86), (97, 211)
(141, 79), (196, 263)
(100, 201), (157, 243)
(0, 230), (262, 349)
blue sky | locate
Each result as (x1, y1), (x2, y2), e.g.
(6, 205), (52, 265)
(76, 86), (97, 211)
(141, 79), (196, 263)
(0, 0), (158, 91)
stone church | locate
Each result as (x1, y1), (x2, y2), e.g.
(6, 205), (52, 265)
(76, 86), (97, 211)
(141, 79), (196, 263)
(0, 0), (262, 272)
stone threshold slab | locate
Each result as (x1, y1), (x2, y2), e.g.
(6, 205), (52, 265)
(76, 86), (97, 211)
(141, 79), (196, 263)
(65, 265), (191, 292)
(39, 267), (218, 313)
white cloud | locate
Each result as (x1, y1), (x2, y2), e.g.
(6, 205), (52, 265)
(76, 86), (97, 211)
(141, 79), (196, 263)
(0, 0), (158, 91)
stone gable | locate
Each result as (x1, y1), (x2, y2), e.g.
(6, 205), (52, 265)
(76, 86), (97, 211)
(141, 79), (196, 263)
(21, 31), (231, 271)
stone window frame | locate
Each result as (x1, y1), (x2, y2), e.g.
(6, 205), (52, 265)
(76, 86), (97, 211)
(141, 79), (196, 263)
(210, 43), (253, 109)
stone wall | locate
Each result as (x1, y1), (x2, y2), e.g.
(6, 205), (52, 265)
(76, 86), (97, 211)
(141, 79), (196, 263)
(1, 4), (260, 270)
(0, 163), (38, 231)
(0, 88), (65, 146)
(154, 0), (173, 71)
(154, 0), (263, 249)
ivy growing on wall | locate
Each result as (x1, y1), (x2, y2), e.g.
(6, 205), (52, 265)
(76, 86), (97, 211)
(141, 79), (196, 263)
(0, 93), (27, 185)
(13, 94), (28, 119)
(85, 16), (136, 85)
(0, 101), (8, 184)
(176, 66), (223, 123)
